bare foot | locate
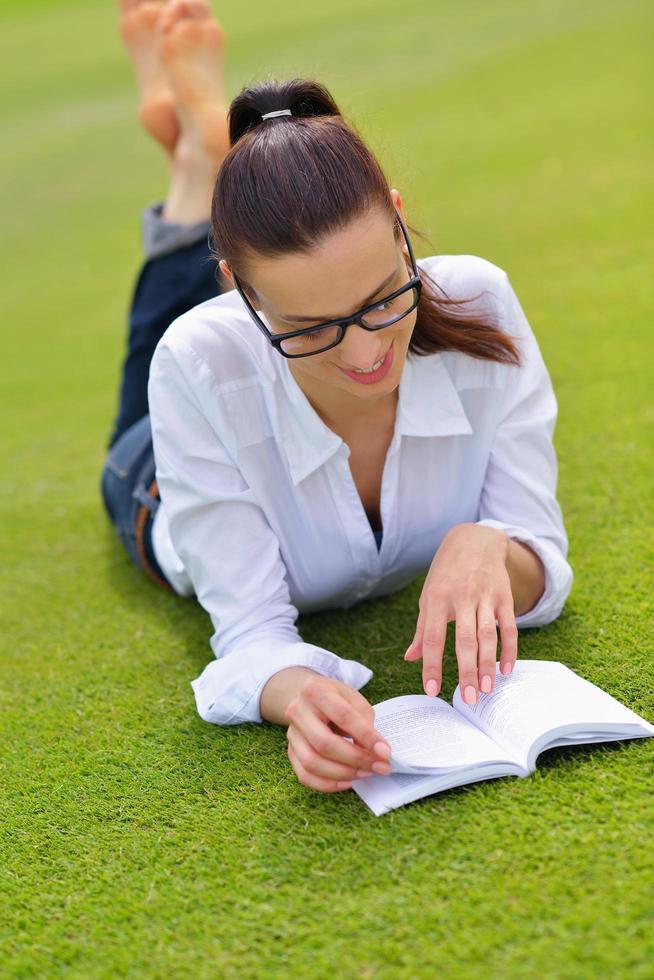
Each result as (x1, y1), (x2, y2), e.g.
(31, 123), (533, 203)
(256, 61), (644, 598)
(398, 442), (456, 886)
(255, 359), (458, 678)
(159, 0), (230, 166)
(119, 0), (180, 154)
(158, 0), (231, 222)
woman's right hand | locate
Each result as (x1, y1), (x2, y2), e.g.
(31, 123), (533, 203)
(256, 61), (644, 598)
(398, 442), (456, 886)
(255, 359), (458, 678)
(284, 675), (393, 793)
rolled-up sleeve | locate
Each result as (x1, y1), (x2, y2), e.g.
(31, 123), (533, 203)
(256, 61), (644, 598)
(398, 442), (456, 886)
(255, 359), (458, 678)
(476, 273), (573, 628)
(148, 340), (373, 726)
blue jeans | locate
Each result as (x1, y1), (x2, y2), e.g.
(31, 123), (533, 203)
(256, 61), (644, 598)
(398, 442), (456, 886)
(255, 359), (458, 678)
(100, 235), (220, 588)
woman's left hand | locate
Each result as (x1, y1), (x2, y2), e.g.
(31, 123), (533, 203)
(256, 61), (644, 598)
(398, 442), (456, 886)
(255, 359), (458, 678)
(403, 523), (518, 704)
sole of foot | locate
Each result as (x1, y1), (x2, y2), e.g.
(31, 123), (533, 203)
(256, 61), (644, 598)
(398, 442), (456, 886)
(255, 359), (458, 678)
(119, 0), (180, 154)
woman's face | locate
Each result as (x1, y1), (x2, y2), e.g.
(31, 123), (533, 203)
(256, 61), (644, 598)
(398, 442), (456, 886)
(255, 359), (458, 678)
(219, 191), (418, 417)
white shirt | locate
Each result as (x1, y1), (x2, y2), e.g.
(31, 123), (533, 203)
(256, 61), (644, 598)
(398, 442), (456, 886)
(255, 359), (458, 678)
(148, 254), (573, 726)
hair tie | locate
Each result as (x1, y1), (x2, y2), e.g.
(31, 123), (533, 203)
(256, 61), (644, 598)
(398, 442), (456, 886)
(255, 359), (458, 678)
(261, 109), (293, 121)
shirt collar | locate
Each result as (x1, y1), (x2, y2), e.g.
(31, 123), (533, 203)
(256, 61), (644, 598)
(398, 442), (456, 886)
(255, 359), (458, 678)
(275, 348), (473, 486)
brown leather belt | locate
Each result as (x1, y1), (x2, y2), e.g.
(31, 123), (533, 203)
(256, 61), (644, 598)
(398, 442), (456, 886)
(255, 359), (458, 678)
(134, 479), (175, 592)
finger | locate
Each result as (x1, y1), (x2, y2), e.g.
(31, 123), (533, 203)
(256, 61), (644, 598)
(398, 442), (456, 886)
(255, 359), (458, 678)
(476, 598), (499, 693)
(497, 600), (519, 676)
(288, 695), (390, 772)
(287, 726), (372, 781)
(455, 603), (480, 705)
(420, 600), (448, 697)
(328, 709), (393, 773)
(287, 742), (353, 793)
(310, 681), (391, 760)
(335, 684), (393, 760)
(327, 720), (350, 737)
(404, 604), (426, 662)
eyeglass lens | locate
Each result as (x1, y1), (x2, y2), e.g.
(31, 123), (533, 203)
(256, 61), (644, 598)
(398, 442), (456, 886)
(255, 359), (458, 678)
(279, 284), (420, 357)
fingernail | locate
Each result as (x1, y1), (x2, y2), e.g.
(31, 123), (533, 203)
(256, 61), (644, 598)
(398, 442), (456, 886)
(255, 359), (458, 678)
(480, 675), (492, 693)
(463, 684), (478, 705)
(501, 661), (513, 675)
(336, 781), (353, 790)
(356, 770), (372, 778)
(372, 762), (391, 775)
(425, 679), (439, 697)
(403, 648), (412, 660)
(374, 741), (391, 758)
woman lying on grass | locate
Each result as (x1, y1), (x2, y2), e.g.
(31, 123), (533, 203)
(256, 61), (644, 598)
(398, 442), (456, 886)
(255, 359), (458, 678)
(102, 0), (573, 793)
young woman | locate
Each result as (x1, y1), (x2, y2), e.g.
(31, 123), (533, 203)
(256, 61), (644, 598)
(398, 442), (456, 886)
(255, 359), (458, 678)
(102, 0), (573, 794)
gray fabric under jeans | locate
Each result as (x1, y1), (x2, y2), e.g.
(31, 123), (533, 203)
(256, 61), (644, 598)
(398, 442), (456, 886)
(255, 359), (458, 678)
(141, 201), (212, 259)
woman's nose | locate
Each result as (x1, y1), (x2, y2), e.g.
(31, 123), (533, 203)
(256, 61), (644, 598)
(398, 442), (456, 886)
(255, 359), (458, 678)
(338, 324), (385, 369)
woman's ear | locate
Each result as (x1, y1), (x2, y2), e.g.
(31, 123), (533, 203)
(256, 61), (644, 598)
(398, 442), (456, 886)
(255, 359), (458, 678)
(220, 259), (260, 308)
(390, 187), (406, 224)
(218, 259), (233, 284)
(390, 188), (410, 258)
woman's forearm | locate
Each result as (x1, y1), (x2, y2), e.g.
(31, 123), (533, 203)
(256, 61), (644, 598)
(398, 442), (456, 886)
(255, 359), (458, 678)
(505, 539), (546, 617)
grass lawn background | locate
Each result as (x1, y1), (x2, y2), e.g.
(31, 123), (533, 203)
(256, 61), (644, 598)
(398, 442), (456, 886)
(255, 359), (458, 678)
(1, 0), (652, 975)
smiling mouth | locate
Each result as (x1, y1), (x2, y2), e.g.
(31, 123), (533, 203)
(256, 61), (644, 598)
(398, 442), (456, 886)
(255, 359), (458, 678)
(340, 347), (390, 373)
(336, 341), (396, 384)
(349, 354), (387, 373)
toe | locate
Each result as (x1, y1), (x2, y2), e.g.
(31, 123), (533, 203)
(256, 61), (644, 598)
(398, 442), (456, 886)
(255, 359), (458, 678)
(187, 0), (212, 18)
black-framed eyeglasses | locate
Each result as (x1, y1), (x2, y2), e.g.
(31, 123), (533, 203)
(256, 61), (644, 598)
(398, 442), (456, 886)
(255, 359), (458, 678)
(230, 207), (422, 359)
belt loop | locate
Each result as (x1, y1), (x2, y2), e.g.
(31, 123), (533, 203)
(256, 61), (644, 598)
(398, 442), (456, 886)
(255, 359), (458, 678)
(132, 484), (161, 514)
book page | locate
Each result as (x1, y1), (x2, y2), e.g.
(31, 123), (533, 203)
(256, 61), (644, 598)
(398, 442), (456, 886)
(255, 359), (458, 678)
(371, 694), (521, 773)
(453, 660), (654, 769)
(352, 765), (524, 817)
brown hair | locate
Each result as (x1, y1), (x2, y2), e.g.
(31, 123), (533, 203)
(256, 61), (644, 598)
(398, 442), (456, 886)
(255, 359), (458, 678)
(210, 78), (520, 367)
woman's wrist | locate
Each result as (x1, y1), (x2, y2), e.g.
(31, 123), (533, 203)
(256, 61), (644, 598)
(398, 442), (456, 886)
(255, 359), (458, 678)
(505, 539), (546, 616)
(259, 666), (323, 726)
(443, 522), (509, 561)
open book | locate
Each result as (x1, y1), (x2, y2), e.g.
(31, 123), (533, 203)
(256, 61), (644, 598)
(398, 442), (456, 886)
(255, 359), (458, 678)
(352, 660), (654, 816)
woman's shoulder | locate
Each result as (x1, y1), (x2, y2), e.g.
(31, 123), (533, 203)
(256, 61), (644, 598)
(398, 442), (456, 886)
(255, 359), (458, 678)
(415, 254), (535, 388)
(150, 287), (277, 388)
(417, 253), (510, 306)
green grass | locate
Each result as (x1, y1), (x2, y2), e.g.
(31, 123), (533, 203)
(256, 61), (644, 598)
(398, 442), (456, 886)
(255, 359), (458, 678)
(1, 0), (653, 976)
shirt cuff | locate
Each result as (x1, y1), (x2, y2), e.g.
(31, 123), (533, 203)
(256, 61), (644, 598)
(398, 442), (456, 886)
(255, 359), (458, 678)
(190, 640), (374, 726)
(141, 201), (211, 260)
(475, 519), (573, 628)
